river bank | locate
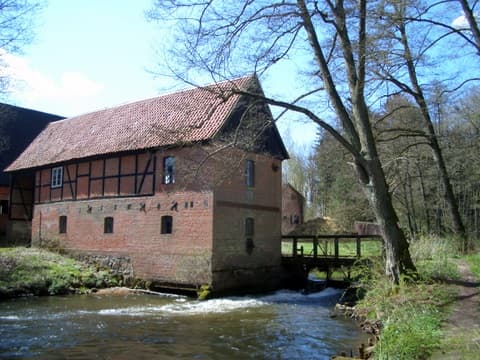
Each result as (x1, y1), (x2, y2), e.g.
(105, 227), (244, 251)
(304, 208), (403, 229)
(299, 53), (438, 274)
(333, 236), (479, 360)
(0, 274), (368, 359)
(2, 242), (478, 359)
(0, 247), (122, 298)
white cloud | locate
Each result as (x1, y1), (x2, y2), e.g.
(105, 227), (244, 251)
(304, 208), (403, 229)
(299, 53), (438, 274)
(452, 14), (470, 29)
(0, 49), (104, 109)
(452, 11), (480, 30)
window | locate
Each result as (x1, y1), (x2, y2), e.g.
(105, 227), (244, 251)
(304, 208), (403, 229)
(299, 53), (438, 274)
(104, 217), (114, 234)
(163, 156), (175, 184)
(59, 216), (67, 234)
(0, 200), (8, 215)
(245, 217), (255, 237)
(51, 166), (63, 188)
(245, 160), (255, 187)
(161, 215), (173, 234)
(245, 218), (255, 254)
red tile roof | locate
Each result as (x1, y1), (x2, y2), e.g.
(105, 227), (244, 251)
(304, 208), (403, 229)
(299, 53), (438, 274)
(6, 76), (255, 171)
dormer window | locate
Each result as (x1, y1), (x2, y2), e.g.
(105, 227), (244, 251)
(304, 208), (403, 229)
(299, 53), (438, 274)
(51, 166), (63, 188)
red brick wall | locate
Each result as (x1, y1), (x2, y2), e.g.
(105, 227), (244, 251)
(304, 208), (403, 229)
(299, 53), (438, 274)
(32, 191), (214, 286)
(29, 145), (285, 293)
(212, 149), (283, 292)
(31, 146), (216, 287)
(282, 184), (305, 235)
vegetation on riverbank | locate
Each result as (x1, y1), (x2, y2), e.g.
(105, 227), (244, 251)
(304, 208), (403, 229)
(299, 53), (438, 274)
(0, 247), (121, 298)
(350, 235), (477, 359)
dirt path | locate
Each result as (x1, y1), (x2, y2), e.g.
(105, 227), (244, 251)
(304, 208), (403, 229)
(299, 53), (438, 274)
(431, 260), (480, 359)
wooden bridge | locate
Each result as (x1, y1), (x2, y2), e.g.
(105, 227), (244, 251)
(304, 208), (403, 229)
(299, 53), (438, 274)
(281, 234), (383, 284)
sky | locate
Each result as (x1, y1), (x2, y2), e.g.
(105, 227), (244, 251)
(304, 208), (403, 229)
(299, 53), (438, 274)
(1, 1), (471, 154)
(0, 0), (319, 152)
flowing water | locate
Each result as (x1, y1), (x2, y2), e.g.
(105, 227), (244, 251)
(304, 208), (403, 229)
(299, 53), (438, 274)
(0, 288), (368, 359)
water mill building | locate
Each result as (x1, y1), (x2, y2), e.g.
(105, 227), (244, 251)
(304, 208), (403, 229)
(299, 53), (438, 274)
(5, 75), (289, 294)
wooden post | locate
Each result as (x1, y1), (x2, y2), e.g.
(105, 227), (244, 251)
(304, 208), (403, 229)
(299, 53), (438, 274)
(356, 236), (361, 257)
(334, 237), (339, 259)
(293, 237), (298, 258)
(313, 236), (318, 259)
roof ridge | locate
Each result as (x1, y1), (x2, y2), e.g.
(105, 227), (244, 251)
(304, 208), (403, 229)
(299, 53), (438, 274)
(0, 102), (64, 119)
(54, 75), (255, 123)
(6, 74), (259, 171)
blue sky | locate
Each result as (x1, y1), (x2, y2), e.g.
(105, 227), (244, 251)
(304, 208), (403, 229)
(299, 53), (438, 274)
(1, 0), (318, 151)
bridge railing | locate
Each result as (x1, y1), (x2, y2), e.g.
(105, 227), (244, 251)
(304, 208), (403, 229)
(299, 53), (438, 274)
(281, 234), (383, 260)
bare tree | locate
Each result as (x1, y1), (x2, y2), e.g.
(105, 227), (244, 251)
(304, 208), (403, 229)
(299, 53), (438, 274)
(458, 0), (480, 52)
(0, 0), (42, 94)
(148, 0), (417, 282)
(370, 0), (471, 249)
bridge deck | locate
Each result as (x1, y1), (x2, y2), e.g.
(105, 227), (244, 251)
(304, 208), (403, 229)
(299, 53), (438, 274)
(281, 234), (383, 278)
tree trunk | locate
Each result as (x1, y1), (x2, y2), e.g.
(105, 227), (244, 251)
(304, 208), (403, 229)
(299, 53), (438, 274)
(416, 162), (431, 234)
(429, 136), (467, 242)
(407, 171), (418, 235)
(356, 158), (416, 283)
(294, 0), (416, 282)
(458, 0), (480, 53)
(398, 21), (467, 246)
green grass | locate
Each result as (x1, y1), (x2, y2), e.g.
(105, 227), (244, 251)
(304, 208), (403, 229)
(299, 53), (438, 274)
(465, 252), (480, 279)
(354, 261), (455, 360)
(0, 247), (119, 297)
(351, 235), (464, 360)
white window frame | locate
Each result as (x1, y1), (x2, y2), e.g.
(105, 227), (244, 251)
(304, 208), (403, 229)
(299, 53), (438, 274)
(51, 166), (63, 188)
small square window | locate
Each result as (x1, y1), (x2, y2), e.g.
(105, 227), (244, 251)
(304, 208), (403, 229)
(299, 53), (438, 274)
(104, 217), (114, 234)
(161, 215), (173, 234)
(51, 166), (63, 188)
(59, 216), (67, 234)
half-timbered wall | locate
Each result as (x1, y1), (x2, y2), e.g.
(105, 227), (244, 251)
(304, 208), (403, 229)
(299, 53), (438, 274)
(35, 151), (156, 203)
(10, 174), (34, 220)
(0, 186), (9, 237)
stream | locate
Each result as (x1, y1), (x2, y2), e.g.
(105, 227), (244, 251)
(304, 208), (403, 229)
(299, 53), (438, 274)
(0, 288), (368, 359)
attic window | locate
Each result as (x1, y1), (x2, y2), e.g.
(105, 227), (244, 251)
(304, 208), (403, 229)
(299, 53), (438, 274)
(51, 166), (63, 188)
(163, 156), (175, 184)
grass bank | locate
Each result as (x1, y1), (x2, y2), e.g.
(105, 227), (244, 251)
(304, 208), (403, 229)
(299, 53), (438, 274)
(0, 247), (121, 298)
(351, 236), (470, 360)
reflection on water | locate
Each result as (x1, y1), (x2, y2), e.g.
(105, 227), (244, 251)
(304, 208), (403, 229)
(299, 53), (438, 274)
(0, 289), (367, 359)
